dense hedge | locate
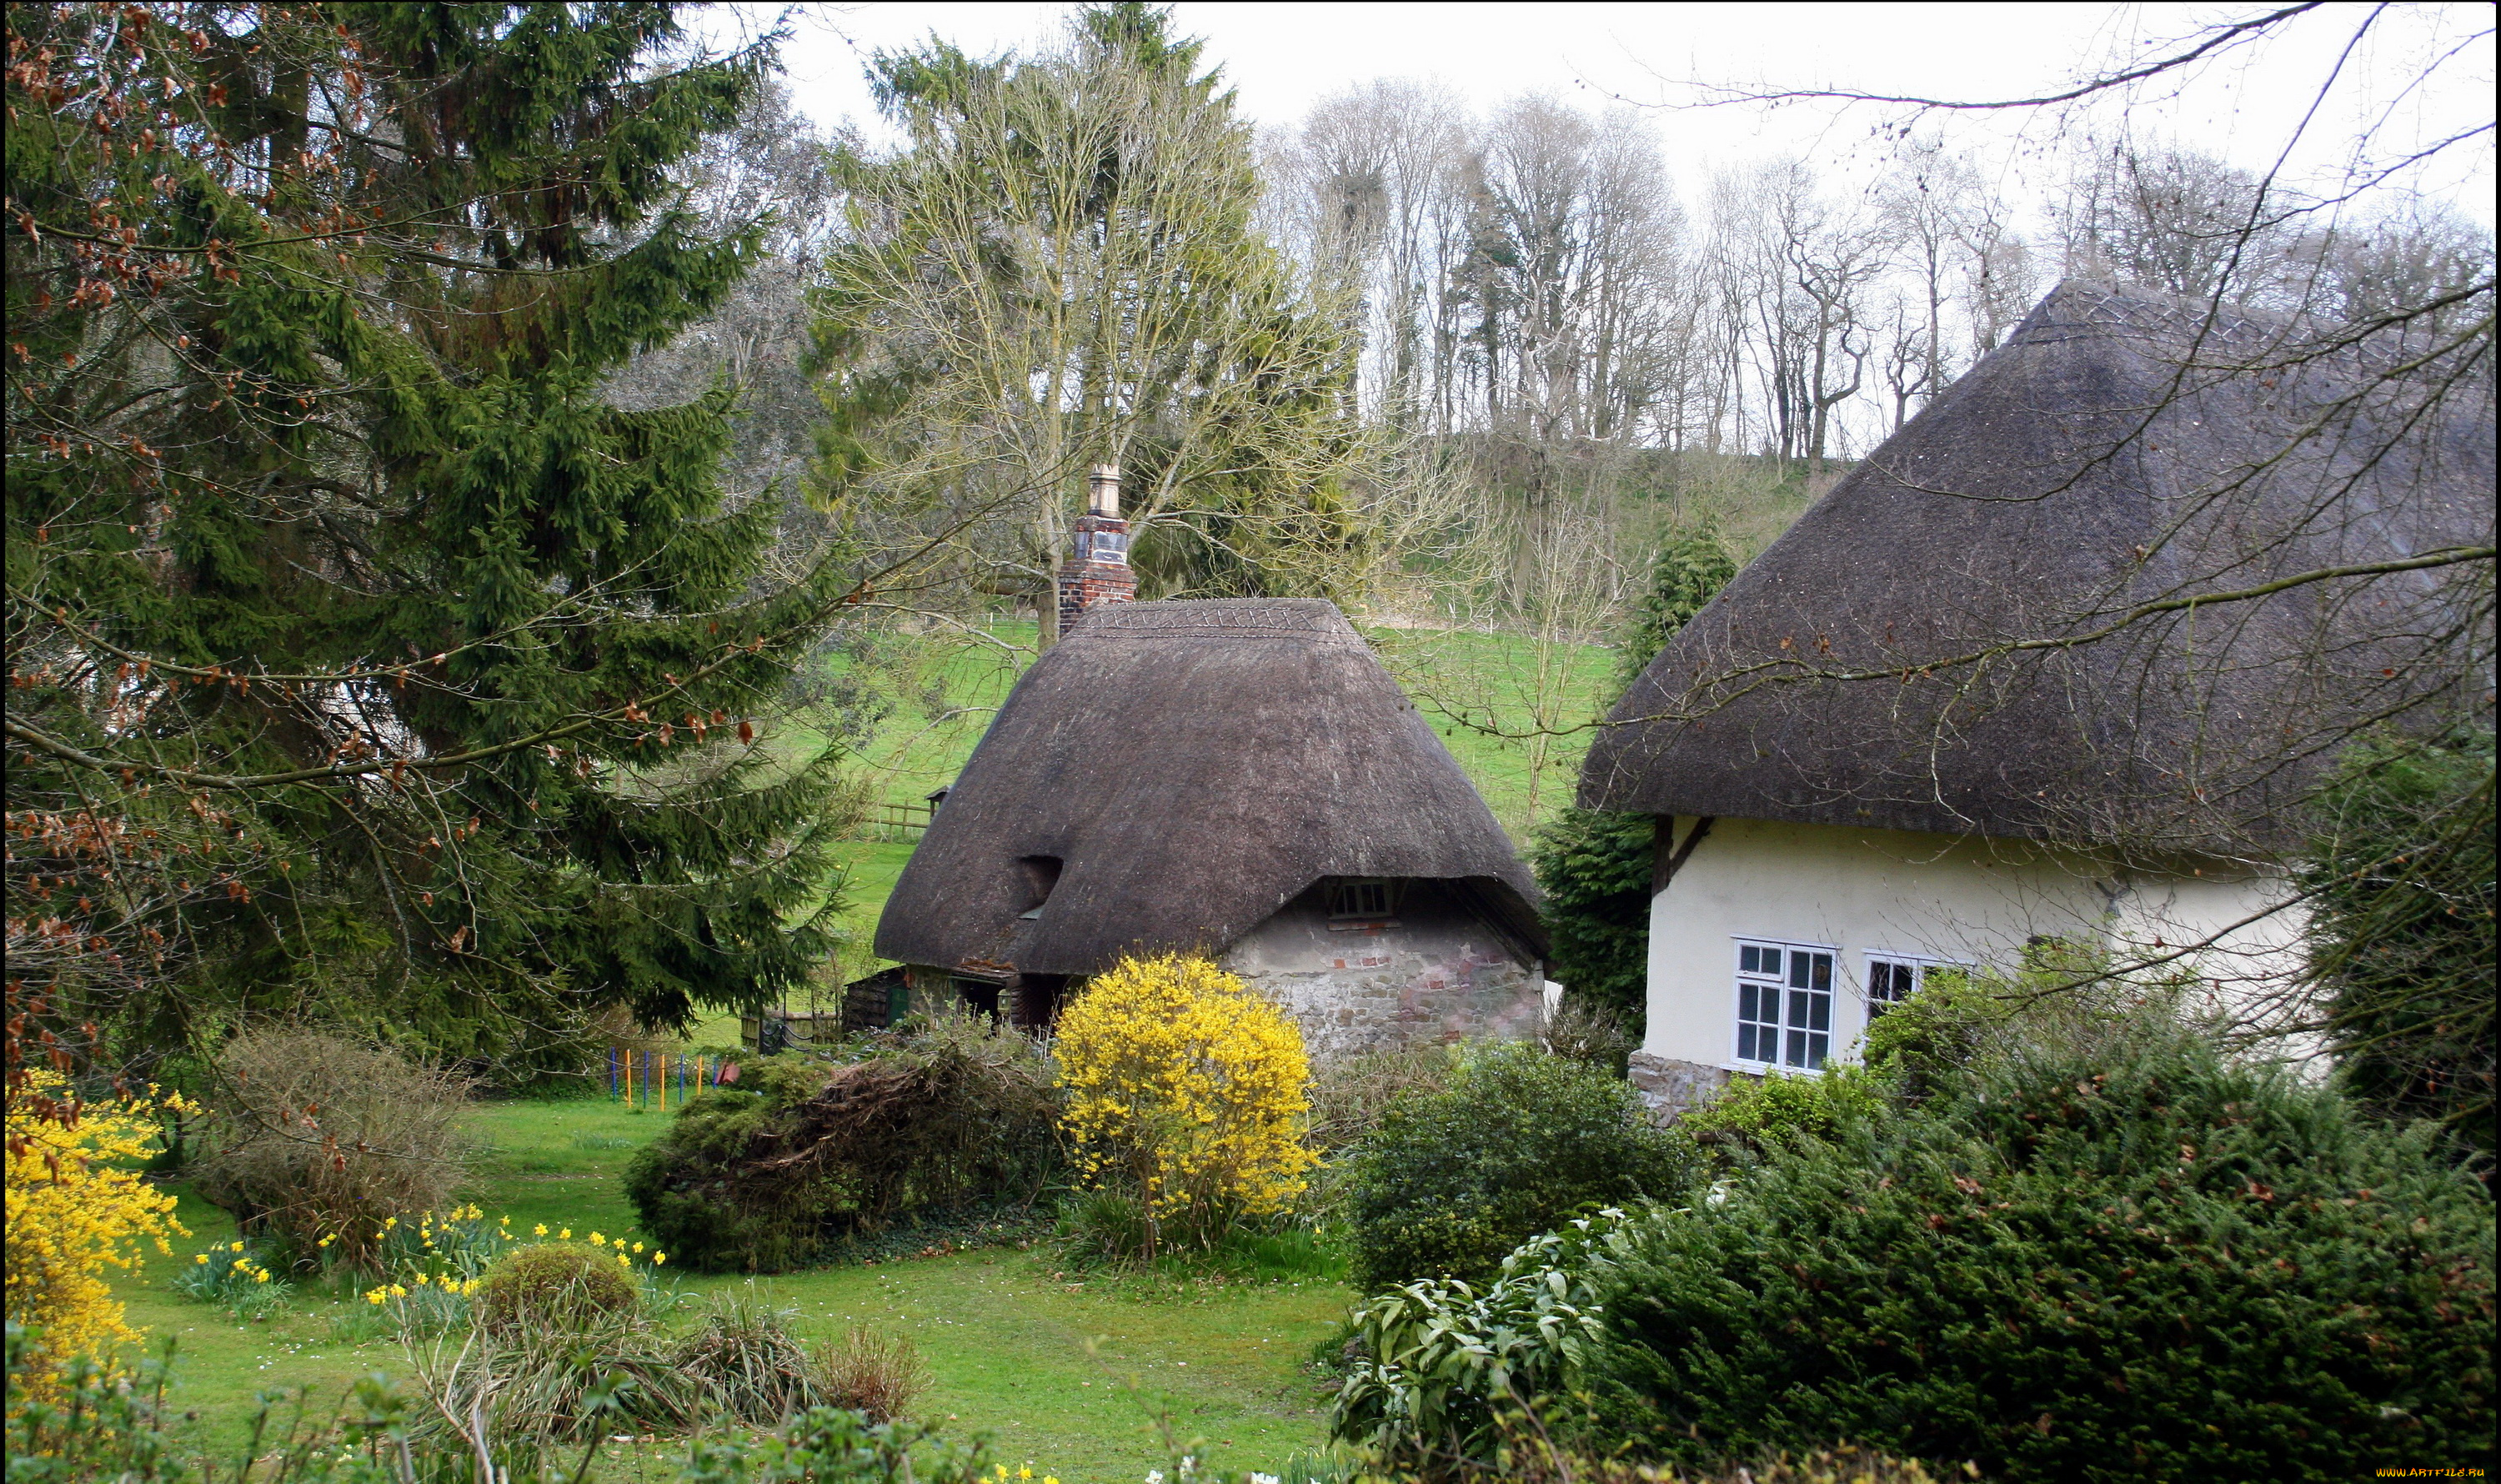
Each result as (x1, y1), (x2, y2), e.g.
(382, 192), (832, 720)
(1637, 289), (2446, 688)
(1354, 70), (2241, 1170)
(1341, 1043), (1691, 1292)
(625, 1020), (1061, 1271)
(1576, 1025), (2497, 1481)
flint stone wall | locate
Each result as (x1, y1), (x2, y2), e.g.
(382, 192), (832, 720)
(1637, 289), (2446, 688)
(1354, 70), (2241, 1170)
(1219, 880), (1543, 1060)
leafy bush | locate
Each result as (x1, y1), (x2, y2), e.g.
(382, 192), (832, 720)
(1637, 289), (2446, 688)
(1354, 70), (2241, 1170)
(1055, 953), (1316, 1256)
(1330, 1208), (1637, 1471)
(3, 1069), (189, 1361)
(2302, 729), (2496, 1158)
(189, 1030), (473, 1270)
(1341, 1043), (1692, 1293)
(1678, 1064), (1891, 1158)
(1575, 1020), (2498, 1481)
(626, 1020), (1060, 1272)
(472, 1241), (638, 1335)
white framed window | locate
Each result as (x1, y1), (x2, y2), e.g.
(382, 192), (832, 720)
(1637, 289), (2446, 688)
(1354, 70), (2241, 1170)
(1080, 529), (1130, 564)
(1732, 940), (1835, 1070)
(1328, 878), (1400, 921)
(1864, 953), (1971, 1020)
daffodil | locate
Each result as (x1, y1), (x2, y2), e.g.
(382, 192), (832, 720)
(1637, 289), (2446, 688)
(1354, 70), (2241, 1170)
(534, 1224), (549, 1237)
(631, 1241), (644, 1254)
(559, 1228), (571, 1240)
(230, 1241), (245, 1253)
(194, 1253), (209, 1266)
(652, 1251), (666, 1266)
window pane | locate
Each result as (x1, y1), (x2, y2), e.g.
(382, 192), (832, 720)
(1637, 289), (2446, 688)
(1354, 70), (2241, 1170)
(1786, 1028), (1807, 1067)
(1762, 948), (1781, 977)
(1741, 945), (1761, 974)
(1809, 994), (1830, 1031)
(1739, 984), (1757, 1021)
(1807, 1035), (1828, 1069)
(1789, 989), (1808, 1027)
(1812, 954), (1832, 990)
(1737, 1025), (1757, 1061)
(1789, 955), (1808, 988)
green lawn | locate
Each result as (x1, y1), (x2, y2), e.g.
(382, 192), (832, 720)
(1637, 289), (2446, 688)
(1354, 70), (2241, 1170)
(114, 1099), (1351, 1483)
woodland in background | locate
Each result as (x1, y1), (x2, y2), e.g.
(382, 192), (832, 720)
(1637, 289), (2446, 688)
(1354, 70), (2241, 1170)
(6, 3), (2493, 1141)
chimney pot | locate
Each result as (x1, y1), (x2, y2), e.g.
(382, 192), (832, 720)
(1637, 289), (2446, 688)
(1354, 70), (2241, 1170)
(1087, 464), (1120, 518)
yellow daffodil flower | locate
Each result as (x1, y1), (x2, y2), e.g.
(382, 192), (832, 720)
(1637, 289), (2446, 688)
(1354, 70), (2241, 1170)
(652, 1252), (666, 1266)
(534, 1224), (549, 1236)
(631, 1241), (644, 1254)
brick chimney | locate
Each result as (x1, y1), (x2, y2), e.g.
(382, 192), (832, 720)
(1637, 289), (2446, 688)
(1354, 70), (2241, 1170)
(1057, 463), (1136, 634)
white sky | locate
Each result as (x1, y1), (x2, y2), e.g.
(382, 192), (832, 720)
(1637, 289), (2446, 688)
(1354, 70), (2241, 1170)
(699, 1), (2495, 223)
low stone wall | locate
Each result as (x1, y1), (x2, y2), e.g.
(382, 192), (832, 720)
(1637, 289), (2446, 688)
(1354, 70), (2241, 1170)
(1626, 1050), (1741, 1122)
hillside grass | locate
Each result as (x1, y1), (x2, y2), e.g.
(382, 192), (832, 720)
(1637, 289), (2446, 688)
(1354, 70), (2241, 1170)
(114, 1098), (1348, 1482)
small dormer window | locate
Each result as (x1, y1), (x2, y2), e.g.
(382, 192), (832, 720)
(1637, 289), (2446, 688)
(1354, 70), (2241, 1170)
(1015, 855), (1062, 920)
(1328, 878), (1399, 922)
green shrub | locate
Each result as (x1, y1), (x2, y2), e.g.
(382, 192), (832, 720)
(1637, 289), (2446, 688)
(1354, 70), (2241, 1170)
(1330, 1207), (1640, 1469)
(1575, 1020), (2498, 1481)
(1341, 1043), (1692, 1293)
(626, 1019), (1062, 1272)
(1679, 1064), (1891, 1156)
(472, 1241), (638, 1335)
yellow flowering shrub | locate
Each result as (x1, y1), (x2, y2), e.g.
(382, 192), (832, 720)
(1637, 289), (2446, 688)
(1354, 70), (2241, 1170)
(3, 1069), (189, 1360)
(1054, 954), (1315, 1250)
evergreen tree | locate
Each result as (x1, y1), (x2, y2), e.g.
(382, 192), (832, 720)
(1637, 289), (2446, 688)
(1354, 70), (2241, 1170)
(2302, 730), (2497, 1161)
(1534, 522), (1739, 1031)
(5, 3), (851, 1074)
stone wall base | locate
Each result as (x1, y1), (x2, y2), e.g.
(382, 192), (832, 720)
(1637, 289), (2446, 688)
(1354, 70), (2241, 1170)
(1626, 1050), (1748, 1122)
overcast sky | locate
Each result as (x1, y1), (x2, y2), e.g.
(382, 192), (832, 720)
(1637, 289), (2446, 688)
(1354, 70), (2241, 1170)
(694, 2), (2494, 223)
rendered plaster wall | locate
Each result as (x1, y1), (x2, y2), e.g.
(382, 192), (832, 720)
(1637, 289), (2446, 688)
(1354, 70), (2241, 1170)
(1634, 817), (2304, 1115)
(1221, 880), (1544, 1060)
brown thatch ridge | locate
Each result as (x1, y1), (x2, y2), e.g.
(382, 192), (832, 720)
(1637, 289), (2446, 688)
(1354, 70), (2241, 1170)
(875, 599), (1543, 977)
(1579, 279), (2493, 853)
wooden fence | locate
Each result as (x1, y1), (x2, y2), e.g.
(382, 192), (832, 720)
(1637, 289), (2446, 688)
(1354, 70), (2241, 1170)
(859, 799), (935, 840)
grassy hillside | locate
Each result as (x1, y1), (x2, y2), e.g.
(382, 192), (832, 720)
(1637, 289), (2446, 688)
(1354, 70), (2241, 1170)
(675, 619), (1618, 1044)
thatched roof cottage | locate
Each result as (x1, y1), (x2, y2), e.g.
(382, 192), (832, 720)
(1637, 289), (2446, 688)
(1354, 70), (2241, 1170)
(1578, 279), (2493, 1116)
(874, 595), (1548, 1056)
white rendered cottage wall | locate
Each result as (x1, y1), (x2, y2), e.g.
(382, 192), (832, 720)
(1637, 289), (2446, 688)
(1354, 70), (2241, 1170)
(1629, 817), (2304, 1116)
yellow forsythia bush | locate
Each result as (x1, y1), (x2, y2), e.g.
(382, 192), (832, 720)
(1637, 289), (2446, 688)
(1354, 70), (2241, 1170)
(1054, 953), (1315, 1247)
(3, 1070), (189, 1359)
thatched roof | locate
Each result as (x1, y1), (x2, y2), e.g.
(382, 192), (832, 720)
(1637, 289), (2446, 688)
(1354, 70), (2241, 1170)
(876, 599), (1543, 977)
(1580, 279), (2493, 853)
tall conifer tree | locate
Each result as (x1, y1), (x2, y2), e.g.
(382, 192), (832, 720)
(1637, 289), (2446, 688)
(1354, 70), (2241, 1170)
(6, 3), (852, 1070)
